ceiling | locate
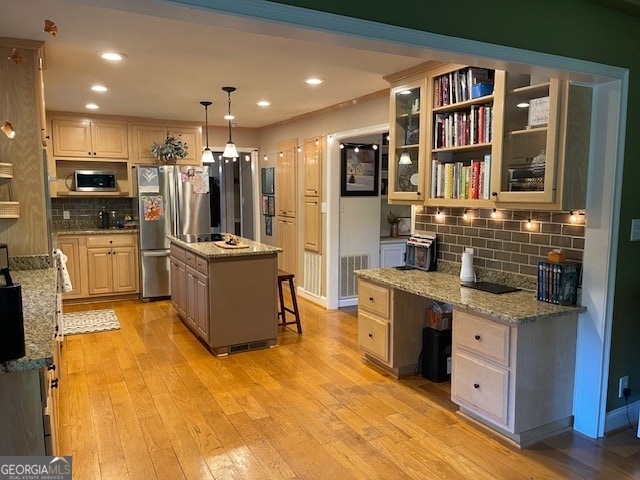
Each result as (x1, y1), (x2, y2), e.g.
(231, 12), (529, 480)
(0, 0), (432, 129)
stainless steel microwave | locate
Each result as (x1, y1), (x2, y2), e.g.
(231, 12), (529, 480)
(73, 170), (117, 192)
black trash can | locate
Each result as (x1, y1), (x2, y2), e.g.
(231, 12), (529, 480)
(421, 326), (451, 383)
(0, 283), (25, 362)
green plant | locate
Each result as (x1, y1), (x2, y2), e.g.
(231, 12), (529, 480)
(150, 134), (189, 163)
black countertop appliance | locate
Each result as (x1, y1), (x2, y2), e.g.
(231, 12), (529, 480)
(0, 243), (25, 363)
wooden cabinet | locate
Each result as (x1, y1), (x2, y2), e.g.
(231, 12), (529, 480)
(0, 162), (19, 219)
(379, 239), (407, 267)
(387, 76), (428, 203)
(56, 235), (83, 300)
(303, 197), (321, 253)
(451, 308), (579, 446)
(51, 118), (128, 158)
(303, 138), (322, 196)
(276, 140), (298, 217)
(170, 244), (187, 318)
(357, 278), (431, 377)
(277, 216), (297, 274)
(131, 123), (202, 164)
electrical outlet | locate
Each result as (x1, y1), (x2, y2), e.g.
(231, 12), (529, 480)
(63, 210), (70, 220)
(618, 375), (629, 398)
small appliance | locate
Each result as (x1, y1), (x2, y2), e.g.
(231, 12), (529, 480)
(0, 243), (25, 362)
(74, 170), (117, 192)
(460, 247), (476, 283)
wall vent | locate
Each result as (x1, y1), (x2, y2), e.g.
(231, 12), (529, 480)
(304, 251), (322, 297)
(340, 254), (369, 299)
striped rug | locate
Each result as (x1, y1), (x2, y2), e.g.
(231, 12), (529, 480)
(63, 309), (121, 335)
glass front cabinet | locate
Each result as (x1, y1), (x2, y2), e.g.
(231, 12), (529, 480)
(491, 73), (562, 205)
(387, 77), (427, 203)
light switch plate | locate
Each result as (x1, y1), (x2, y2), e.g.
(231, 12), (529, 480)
(631, 219), (640, 241)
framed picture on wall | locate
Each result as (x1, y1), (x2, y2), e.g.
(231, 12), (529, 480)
(265, 215), (272, 236)
(262, 195), (269, 215)
(340, 144), (379, 196)
(261, 167), (275, 194)
(268, 195), (275, 216)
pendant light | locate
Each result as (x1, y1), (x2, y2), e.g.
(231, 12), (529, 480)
(200, 100), (214, 163)
(221, 86), (239, 160)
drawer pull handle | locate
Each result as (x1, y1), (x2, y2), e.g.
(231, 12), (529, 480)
(369, 297), (374, 302)
(51, 378), (59, 389)
(473, 383), (480, 389)
(474, 335), (481, 341)
(368, 333), (373, 338)
(47, 363), (56, 371)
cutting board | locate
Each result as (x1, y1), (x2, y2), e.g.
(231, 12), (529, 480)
(214, 241), (249, 249)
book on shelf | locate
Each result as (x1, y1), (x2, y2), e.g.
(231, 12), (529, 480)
(430, 155), (491, 200)
(528, 96), (550, 127)
(537, 261), (580, 305)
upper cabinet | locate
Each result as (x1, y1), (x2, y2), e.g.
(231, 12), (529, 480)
(426, 64), (501, 208)
(51, 118), (128, 158)
(131, 123), (201, 164)
(387, 77), (428, 203)
(303, 137), (322, 197)
(491, 73), (561, 205)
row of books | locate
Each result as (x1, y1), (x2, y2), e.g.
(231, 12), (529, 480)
(433, 67), (493, 107)
(430, 155), (491, 200)
(433, 104), (493, 149)
(537, 261), (580, 306)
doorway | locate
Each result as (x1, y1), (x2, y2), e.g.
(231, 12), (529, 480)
(209, 151), (255, 239)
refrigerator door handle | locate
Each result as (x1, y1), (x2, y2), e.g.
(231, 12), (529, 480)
(142, 250), (170, 257)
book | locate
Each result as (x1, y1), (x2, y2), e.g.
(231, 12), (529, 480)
(528, 96), (550, 127)
(537, 261), (580, 305)
(483, 153), (491, 199)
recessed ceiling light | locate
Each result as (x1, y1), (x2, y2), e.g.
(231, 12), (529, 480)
(91, 85), (108, 92)
(100, 52), (126, 61)
(257, 100), (271, 107)
(517, 102), (530, 108)
(85, 103), (99, 110)
(305, 77), (323, 85)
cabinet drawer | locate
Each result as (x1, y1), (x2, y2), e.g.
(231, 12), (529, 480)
(196, 255), (208, 274)
(453, 351), (509, 425)
(358, 311), (389, 362)
(358, 280), (390, 319)
(86, 234), (135, 248)
(185, 250), (196, 267)
(170, 244), (186, 262)
(454, 310), (510, 366)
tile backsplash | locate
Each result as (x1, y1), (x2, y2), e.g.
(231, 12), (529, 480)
(51, 198), (134, 231)
(415, 206), (585, 288)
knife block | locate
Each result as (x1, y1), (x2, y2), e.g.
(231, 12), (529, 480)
(0, 284), (25, 362)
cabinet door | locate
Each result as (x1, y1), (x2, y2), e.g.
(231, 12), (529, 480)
(276, 140), (297, 216)
(91, 122), (129, 158)
(358, 310), (389, 363)
(388, 78), (427, 203)
(303, 197), (321, 252)
(303, 138), (321, 196)
(52, 119), (92, 157)
(195, 271), (210, 341)
(276, 217), (297, 275)
(87, 247), (113, 294)
(492, 74), (561, 204)
(170, 257), (186, 318)
(380, 241), (406, 268)
(170, 127), (201, 164)
(132, 124), (166, 161)
(56, 236), (83, 300)
(185, 266), (198, 330)
(111, 246), (138, 293)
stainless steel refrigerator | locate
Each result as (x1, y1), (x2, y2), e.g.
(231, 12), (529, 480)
(133, 165), (211, 299)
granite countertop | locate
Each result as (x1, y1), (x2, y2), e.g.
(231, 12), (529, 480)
(170, 236), (282, 258)
(1, 268), (57, 373)
(55, 228), (139, 235)
(354, 268), (586, 324)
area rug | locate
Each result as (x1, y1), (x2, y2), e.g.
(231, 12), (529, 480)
(63, 309), (121, 335)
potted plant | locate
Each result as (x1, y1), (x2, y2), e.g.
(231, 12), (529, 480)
(387, 211), (400, 237)
(150, 133), (189, 164)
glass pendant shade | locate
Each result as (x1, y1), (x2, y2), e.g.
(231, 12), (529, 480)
(199, 100), (214, 163)
(201, 147), (214, 163)
(222, 86), (239, 158)
(222, 141), (239, 159)
(399, 152), (412, 165)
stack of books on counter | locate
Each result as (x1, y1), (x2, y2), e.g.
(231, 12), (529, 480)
(537, 261), (580, 306)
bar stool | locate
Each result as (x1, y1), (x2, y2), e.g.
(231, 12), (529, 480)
(277, 269), (302, 334)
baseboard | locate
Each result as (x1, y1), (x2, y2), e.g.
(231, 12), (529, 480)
(604, 399), (640, 435)
(297, 287), (326, 308)
(338, 298), (358, 308)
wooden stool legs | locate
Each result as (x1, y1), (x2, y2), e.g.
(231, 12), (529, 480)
(277, 270), (302, 334)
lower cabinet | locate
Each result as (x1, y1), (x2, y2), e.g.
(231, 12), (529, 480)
(357, 278), (431, 378)
(0, 338), (61, 455)
(56, 233), (139, 301)
(379, 239), (407, 267)
(451, 308), (578, 447)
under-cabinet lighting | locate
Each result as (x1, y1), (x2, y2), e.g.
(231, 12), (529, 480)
(491, 208), (497, 218)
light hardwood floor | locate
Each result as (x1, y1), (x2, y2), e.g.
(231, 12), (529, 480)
(59, 298), (640, 479)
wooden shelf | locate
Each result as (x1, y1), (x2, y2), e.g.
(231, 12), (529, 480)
(56, 191), (130, 197)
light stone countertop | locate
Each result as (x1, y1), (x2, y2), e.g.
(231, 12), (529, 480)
(1, 268), (57, 373)
(55, 228), (139, 235)
(354, 268), (586, 324)
(170, 236), (282, 259)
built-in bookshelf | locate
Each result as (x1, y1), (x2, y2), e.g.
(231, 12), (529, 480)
(426, 64), (501, 207)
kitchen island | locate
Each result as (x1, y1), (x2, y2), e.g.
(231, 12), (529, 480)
(354, 267), (586, 447)
(169, 236), (282, 355)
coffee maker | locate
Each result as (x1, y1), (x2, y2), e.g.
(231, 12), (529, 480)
(0, 243), (26, 363)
